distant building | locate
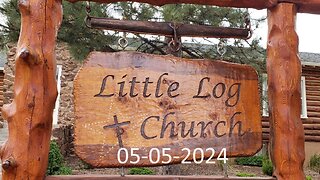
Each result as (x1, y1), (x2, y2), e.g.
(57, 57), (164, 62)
(262, 52), (320, 166)
(0, 51), (6, 128)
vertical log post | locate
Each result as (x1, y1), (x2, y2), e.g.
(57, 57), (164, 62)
(0, 0), (62, 178)
(267, 3), (305, 180)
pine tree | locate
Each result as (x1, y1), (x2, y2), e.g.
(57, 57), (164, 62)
(0, 1), (266, 73)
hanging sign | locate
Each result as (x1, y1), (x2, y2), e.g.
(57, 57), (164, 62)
(74, 52), (262, 167)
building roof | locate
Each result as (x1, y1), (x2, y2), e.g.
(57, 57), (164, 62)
(299, 52), (320, 65)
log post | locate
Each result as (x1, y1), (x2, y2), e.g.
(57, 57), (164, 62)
(267, 3), (305, 180)
(0, 0), (62, 178)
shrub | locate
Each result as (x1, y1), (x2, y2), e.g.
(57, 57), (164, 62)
(235, 155), (263, 167)
(236, 172), (255, 177)
(129, 167), (155, 175)
(262, 157), (273, 176)
(306, 175), (313, 180)
(309, 154), (320, 173)
(55, 166), (72, 175)
(47, 141), (72, 175)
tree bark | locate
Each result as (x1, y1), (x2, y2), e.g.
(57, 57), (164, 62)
(69, 0), (278, 9)
(88, 18), (250, 39)
(0, 0), (62, 179)
(67, 0), (320, 14)
(267, 3), (305, 180)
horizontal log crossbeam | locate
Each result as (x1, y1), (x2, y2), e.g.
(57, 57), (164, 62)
(46, 175), (277, 180)
(67, 0), (320, 14)
(87, 17), (250, 38)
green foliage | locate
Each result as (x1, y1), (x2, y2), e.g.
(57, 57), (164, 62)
(0, 0), (265, 69)
(47, 141), (72, 175)
(236, 172), (255, 177)
(0, 0), (21, 45)
(262, 157), (273, 176)
(309, 154), (320, 173)
(235, 155), (263, 167)
(80, 160), (93, 169)
(129, 167), (155, 175)
(55, 166), (72, 175)
(59, 2), (117, 59)
(306, 175), (313, 180)
(0, 0), (116, 59)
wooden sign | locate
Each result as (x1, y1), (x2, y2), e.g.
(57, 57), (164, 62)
(74, 52), (262, 167)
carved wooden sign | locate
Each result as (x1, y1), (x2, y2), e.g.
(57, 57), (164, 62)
(74, 52), (262, 167)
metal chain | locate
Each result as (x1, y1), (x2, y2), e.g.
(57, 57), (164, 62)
(244, 9), (253, 40)
(118, 13), (128, 49)
(84, 1), (92, 28)
(168, 23), (182, 52)
(118, 33), (128, 49)
(217, 39), (227, 58)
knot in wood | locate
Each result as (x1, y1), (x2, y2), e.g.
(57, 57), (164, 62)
(159, 97), (176, 110)
(117, 96), (128, 103)
(19, 48), (30, 60)
(2, 157), (16, 170)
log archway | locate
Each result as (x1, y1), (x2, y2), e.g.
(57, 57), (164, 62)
(1, 0), (318, 179)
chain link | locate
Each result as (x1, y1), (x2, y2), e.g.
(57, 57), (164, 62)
(217, 39), (227, 58)
(168, 23), (182, 52)
(244, 9), (252, 40)
(84, 1), (92, 28)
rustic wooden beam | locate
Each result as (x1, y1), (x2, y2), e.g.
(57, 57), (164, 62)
(88, 18), (250, 38)
(0, 0), (62, 178)
(67, 0), (320, 14)
(279, 0), (320, 14)
(263, 135), (320, 142)
(68, 0), (277, 9)
(46, 175), (277, 180)
(267, 3), (305, 180)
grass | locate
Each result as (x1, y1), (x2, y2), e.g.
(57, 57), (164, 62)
(236, 172), (256, 177)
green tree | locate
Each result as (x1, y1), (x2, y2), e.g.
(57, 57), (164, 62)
(0, 0), (266, 72)
(0, 1), (117, 59)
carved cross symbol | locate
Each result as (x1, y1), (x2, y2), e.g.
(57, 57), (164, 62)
(103, 115), (130, 148)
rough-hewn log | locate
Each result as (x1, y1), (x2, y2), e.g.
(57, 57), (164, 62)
(307, 100), (320, 106)
(305, 130), (320, 136)
(66, 0), (320, 14)
(0, 0), (62, 178)
(306, 95), (320, 101)
(307, 112), (320, 118)
(267, 3), (305, 180)
(88, 17), (250, 38)
(279, 0), (320, 14)
(263, 135), (320, 142)
(306, 91), (320, 96)
(304, 124), (320, 130)
(68, 0), (277, 9)
(46, 175), (277, 180)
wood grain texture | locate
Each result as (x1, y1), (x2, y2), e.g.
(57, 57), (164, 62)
(0, 0), (62, 178)
(267, 3), (305, 180)
(74, 51), (262, 167)
(89, 17), (250, 39)
(65, 0), (320, 14)
(67, 0), (277, 9)
(279, 0), (320, 14)
(46, 175), (277, 180)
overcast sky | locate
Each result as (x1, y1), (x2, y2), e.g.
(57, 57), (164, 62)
(251, 9), (320, 53)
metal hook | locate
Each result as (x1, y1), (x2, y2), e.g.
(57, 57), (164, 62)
(168, 23), (182, 52)
(84, 1), (92, 28)
(118, 36), (128, 49)
(244, 10), (253, 40)
(217, 39), (227, 58)
(84, 16), (92, 28)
